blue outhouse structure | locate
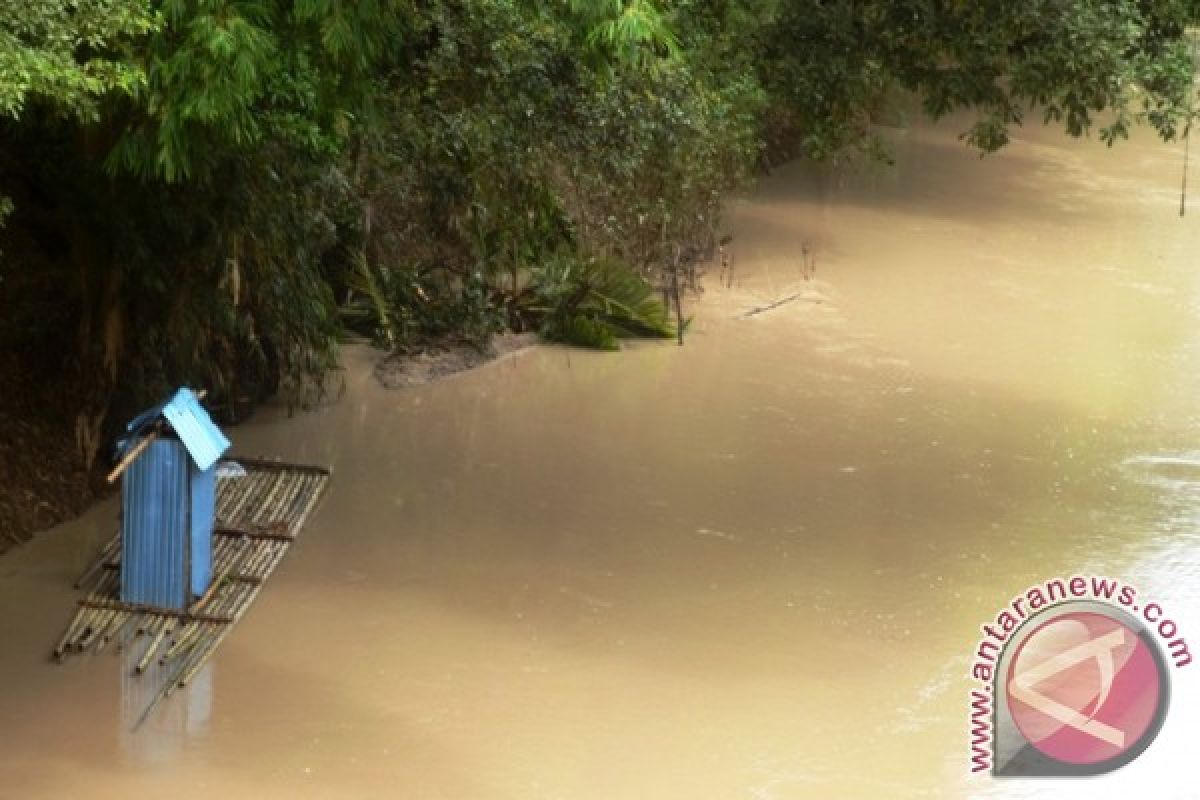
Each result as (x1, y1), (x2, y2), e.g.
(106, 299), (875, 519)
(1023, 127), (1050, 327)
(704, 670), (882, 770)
(117, 388), (231, 611)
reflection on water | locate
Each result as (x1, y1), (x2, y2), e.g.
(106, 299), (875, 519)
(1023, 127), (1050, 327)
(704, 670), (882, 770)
(1, 116), (1200, 797)
(120, 653), (212, 765)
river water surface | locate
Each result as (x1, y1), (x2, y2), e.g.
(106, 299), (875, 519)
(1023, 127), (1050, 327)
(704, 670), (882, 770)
(3, 117), (1200, 798)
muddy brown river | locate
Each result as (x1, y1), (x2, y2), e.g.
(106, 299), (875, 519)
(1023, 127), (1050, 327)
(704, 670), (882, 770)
(3, 117), (1200, 798)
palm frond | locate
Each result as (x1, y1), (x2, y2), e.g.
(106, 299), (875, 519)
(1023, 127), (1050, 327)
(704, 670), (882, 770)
(532, 255), (672, 349)
(343, 252), (397, 347)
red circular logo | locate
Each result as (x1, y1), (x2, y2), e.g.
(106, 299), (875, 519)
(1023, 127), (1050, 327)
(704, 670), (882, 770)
(1006, 611), (1163, 765)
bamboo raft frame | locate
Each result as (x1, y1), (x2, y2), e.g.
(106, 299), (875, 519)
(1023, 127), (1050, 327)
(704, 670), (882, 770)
(54, 457), (330, 725)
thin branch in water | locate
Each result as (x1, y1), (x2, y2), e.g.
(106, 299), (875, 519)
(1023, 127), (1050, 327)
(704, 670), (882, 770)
(671, 245), (685, 346)
(1182, 32), (1198, 217)
(738, 291), (807, 319)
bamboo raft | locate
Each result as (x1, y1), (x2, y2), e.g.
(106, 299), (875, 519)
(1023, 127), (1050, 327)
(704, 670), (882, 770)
(54, 457), (330, 724)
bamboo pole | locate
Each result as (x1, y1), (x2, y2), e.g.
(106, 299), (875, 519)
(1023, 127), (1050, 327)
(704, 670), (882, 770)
(136, 622), (173, 673)
(289, 475), (329, 534)
(175, 637), (220, 689)
(288, 475), (321, 524)
(268, 475), (306, 530)
(53, 611), (91, 660)
(62, 611), (94, 654)
(251, 473), (288, 526)
(235, 471), (274, 527)
(94, 610), (128, 653)
(209, 537), (231, 571)
(225, 462), (270, 519)
(283, 471), (313, 513)
(263, 472), (302, 521)
(234, 456), (331, 475)
(246, 542), (275, 578)
(276, 473), (309, 518)
(74, 535), (119, 588)
(288, 473), (321, 521)
(113, 612), (144, 651)
(106, 433), (158, 484)
(161, 622), (202, 663)
(219, 480), (255, 526)
(163, 623), (217, 693)
(77, 610), (116, 651)
(95, 567), (119, 597)
(219, 470), (261, 523)
(223, 470), (267, 525)
(192, 536), (249, 612)
(139, 615), (162, 637)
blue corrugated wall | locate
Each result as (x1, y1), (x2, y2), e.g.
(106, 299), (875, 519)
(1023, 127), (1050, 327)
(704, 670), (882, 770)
(189, 466), (215, 598)
(121, 438), (192, 609)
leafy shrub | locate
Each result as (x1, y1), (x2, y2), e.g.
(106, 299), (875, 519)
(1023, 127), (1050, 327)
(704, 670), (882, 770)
(531, 255), (672, 350)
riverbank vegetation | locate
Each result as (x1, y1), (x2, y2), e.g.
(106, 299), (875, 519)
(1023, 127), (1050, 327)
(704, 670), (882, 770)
(1, 0), (1199, 544)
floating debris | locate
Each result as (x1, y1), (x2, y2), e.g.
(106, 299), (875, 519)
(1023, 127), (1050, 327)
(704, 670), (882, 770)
(216, 460), (247, 478)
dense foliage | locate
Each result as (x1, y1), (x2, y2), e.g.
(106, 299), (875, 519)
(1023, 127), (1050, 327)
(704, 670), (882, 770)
(2, 0), (1198, 467)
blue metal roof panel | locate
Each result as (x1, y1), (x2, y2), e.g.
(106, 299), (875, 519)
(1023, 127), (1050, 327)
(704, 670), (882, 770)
(161, 388), (230, 472)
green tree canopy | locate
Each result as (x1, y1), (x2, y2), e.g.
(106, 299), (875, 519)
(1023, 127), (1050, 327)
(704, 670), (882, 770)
(0, 0), (157, 122)
(2, 0), (1198, 452)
